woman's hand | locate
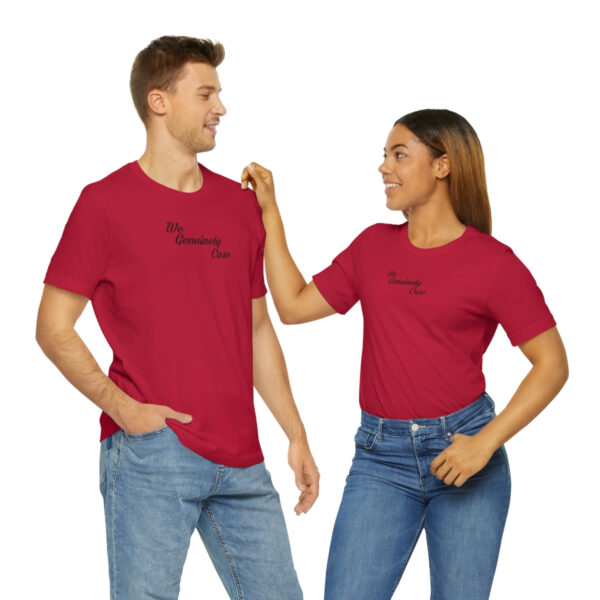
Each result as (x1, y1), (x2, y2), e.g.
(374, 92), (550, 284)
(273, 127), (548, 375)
(241, 162), (277, 212)
(430, 432), (496, 487)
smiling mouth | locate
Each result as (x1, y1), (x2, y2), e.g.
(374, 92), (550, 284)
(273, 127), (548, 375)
(384, 183), (400, 194)
(204, 124), (218, 135)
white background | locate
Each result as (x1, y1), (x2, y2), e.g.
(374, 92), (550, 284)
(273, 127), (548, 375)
(2, 0), (598, 597)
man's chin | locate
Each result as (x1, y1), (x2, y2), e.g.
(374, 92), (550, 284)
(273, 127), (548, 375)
(194, 141), (217, 153)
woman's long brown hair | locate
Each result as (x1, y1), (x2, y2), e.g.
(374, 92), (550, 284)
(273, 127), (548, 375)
(395, 109), (492, 234)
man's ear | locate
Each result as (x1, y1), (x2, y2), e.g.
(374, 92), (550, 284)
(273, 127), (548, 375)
(147, 89), (168, 118)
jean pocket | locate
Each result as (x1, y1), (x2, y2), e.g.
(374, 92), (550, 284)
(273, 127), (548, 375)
(448, 411), (495, 441)
(123, 424), (169, 440)
(354, 425), (378, 450)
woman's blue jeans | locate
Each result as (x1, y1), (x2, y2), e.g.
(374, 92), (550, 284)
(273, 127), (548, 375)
(325, 392), (511, 600)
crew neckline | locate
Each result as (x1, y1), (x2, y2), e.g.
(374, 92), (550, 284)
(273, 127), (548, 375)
(401, 222), (473, 253)
(130, 160), (210, 198)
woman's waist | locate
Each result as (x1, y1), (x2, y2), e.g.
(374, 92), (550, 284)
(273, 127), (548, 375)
(360, 391), (496, 437)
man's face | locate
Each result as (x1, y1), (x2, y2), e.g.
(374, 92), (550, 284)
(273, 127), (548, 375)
(160, 61), (226, 153)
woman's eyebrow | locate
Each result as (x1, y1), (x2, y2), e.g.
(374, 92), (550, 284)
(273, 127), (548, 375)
(384, 143), (409, 152)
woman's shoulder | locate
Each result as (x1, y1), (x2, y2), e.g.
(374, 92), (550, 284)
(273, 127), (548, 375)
(335, 222), (400, 253)
(354, 221), (402, 241)
(466, 225), (514, 258)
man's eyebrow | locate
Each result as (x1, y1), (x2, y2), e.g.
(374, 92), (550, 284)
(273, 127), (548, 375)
(196, 85), (221, 92)
(384, 143), (408, 152)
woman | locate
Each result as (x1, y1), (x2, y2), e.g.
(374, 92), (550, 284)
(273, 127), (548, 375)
(241, 109), (568, 599)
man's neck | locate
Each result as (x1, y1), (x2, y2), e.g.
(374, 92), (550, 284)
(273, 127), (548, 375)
(137, 148), (203, 193)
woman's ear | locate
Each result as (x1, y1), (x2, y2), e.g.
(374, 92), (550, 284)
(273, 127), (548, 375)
(435, 154), (451, 180)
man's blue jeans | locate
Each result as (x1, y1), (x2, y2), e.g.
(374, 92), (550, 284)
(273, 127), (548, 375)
(325, 392), (511, 600)
(99, 425), (302, 599)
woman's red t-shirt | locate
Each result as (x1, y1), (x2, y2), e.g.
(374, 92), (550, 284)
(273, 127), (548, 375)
(312, 223), (556, 419)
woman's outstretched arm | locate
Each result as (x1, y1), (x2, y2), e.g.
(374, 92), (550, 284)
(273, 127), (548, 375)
(242, 162), (336, 324)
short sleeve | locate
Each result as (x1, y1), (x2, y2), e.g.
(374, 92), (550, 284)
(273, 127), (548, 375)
(312, 238), (359, 315)
(485, 248), (556, 346)
(43, 185), (111, 300)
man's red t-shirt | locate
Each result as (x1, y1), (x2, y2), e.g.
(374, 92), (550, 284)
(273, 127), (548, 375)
(312, 223), (557, 419)
(44, 161), (267, 467)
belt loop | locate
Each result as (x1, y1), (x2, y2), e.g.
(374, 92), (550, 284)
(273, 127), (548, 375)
(107, 435), (112, 450)
(440, 416), (446, 437)
(376, 417), (384, 442)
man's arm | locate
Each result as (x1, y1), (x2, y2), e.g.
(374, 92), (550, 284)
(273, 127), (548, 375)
(252, 295), (320, 514)
(35, 283), (193, 433)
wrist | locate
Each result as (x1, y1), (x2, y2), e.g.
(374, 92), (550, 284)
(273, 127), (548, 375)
(108, 389), (140, 430)
(260, 199), (280, 218)
(289, 435), (308, 447)
(473, 427), (502, 455)
(288, 426), (308, 446)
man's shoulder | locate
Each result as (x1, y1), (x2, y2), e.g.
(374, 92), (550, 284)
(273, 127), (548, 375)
(201, 164), (245, 194)
(202, 164), (261, 213)
(81, 162), (134, 197)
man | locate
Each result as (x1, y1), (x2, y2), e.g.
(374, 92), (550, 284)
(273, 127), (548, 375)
(35, 35), (318, 600)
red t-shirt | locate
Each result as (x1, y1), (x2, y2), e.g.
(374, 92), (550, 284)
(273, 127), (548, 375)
(312, 222), (556, 419)
(44, 161), (267, 467)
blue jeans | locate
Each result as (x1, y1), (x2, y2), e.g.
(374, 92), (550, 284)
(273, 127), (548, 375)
(99, 425), (302, 599)
(325, 392), (511, 600)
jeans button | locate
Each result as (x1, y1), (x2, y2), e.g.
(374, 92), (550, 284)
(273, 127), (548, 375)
(411, 423), (419, 432)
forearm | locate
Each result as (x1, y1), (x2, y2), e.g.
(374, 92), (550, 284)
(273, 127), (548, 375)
(475, 359), (568, 452)
(252, 316), (307, 443)
(261, 204), (309, 323)
(36, 326), (134, 424)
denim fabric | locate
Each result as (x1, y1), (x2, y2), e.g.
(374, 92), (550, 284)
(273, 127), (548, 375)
(325, 392), (511, 600)
(99, 425), (302, 600)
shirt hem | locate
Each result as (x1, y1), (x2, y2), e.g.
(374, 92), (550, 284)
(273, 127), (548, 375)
(508, 316), (557, 346)
(99, 420), (265, 468)
(312, 273), (350, 315)
(43, 272), (94, 299)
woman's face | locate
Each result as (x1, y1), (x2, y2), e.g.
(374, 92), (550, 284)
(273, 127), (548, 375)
(378, 124), (446, 212)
